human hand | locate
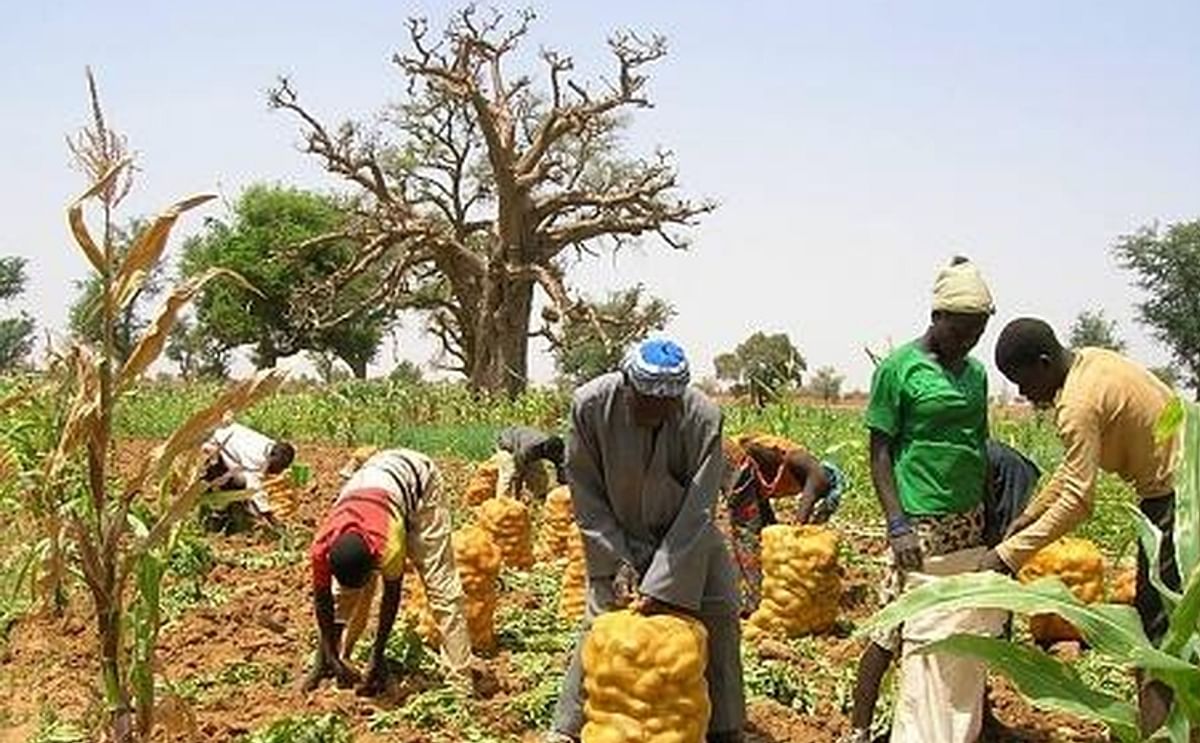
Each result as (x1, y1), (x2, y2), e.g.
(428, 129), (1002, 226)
(333, 659), (362, 689)
(977, 549), (1013, 575)
(888, 529), (923, 571)
(355, 663), (388, 697)
(613, 562), (640, 607)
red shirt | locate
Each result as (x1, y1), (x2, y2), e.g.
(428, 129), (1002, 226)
(310, 488), (407, 591)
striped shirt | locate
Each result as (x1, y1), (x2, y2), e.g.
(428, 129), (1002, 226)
(340, 448), (436, 520)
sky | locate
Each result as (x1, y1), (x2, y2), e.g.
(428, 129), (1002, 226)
(3, 1), (1198, 392)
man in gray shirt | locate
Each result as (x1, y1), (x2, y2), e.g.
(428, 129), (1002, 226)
(547, 338), (745, 743)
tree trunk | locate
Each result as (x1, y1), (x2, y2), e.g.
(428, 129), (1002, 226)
(345, 355), (369, 380)
(468, 273), (534, 398)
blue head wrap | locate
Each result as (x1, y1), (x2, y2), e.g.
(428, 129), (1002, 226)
(620, 339), (691, 398)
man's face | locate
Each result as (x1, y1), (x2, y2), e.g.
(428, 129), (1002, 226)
(628, 389), (678, 428)
(1004, 360), (1058, 407)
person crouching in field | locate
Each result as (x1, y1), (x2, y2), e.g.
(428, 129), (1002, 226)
(843, 257), (995, 743)
(201, 417), (295, 532)
(983, 318), (1181, 735)
(492, 425), (567, 500)
(303, 447), (482, 697)
(721, 433), (845, 616)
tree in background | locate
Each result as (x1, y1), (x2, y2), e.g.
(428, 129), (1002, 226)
(808, 365), (844, 404)
(164, 317), (230, 381)
(1114, 220), (1200, 397)
(1068, 308), (1126, 352)
(547, 286), (674, 385)
(1151, 364), (1183, 389)
(68, 218), (166, 362)
(714, 332), (806, 407)
(269, 6), (710, 396)
(389, 359), (424, 385)
(181, 185), (398, 378)
(0, 257), (35, 370)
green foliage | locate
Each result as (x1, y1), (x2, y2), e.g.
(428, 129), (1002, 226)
(807, 365), (845, 403)
(0, 257), (34, 370)
(242, 713), (352, 743)
(1114, 220), (1200, 396)
(859, 397), (1200, 742)
(181, 184), (392, 378)
(715, 331), (807, 406)
(165, 317), (230, 381)
(389, 360), (424, 385)
(30, 706), (88, 743)
(552, 286), (674, 385)
(1070, 308), (1126, 352)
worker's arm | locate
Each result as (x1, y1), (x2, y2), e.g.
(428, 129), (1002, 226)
(359, 577), (402, 696)
(313, 587), (360, 687)
(870, 430), (922, 570)
(568, 396), (635, 576)
(784, 446), (830, 524)
(995, 404), (1100, 570)
(640, 405), (724, 614)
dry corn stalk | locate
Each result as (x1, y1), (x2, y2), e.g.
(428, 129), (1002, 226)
(477, 496), (535, 570)
(746, 525), (841, 640)
(537, 485), (574, 560)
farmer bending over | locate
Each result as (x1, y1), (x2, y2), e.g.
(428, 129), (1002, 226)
(722, 433), (845, 615)
(985, 318), (1180, 735)
(547, 338), (745, 743)
(201, 417), (294, 531)
(492, 425), (567, 500)
(303, 448), (480, 696)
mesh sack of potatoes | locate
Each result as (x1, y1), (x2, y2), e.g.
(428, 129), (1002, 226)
(464, 459), (500, 506)
(581, 609), (711, 743)
(746, 525), (841, 640)
(477, 496), (535, 570)
(1018, 536), (1105, 643)
(558, 525), (587, 621)
(537, 485), (575, 560)
(402, 525), (503, 653)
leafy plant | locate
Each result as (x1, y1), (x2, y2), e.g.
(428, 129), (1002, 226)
(48, 72), (286, 742)
(243, 713), (351, 743)
(857, 397), (1200, 742)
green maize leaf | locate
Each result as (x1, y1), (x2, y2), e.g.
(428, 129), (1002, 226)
(1162, 566), (1200, 659)
(1157, 396), (1184, 446)
(919, 634), (1139, 743)
(1154, 703), (1191, 743)
(1174, 399), (1200, 589)
(1127, 502), (1183, 611)
(855, 572), (1199, 681)
(290, 463), (312, 487)
(200, 489), (256, 510)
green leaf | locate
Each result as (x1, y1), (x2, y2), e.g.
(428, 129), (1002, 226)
(1156, 396), (1184, 445)
(855, 572), (1198, 681)
(1173, 399), (1200, 583)
(919, 634), (1140, 743)
(1127, 502), (1182, 611)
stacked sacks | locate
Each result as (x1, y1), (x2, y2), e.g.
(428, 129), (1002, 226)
(538, 486), (575, 560)
(464, 459), (500, 506)
(746, 525), (841, 639)
(1018, 537), (1105, 643)
(581, 609), (711, 743)
(478, 496), (535, 570)
(453, 525), (503, 653)
(559, 525), (587, 621)
(403, 526), (503, 654)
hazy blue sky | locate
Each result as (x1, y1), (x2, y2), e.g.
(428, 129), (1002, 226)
(3, 2), (1198, 390)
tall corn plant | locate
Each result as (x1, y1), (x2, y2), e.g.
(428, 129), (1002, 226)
(858, 396), (1200, 742)
(60, 89), (285, 741)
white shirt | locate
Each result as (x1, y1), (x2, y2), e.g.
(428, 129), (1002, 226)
(207, 423), (276, 512)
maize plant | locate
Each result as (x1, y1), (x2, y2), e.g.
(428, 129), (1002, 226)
(858, 396), (1200, 743)
(52, 82), (285, 741)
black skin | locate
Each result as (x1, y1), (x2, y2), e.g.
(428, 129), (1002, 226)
(850, 310), (989, 732)
(302, 571), (403, 696)
(741, 440), (830, 523)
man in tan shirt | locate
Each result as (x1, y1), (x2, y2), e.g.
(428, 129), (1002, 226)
(983, 317), (1179, 735)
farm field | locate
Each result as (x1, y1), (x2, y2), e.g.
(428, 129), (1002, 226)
(0, 382), (1143, 742)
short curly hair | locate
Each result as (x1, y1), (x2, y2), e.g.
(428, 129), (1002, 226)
(995, 318), (1063, 374)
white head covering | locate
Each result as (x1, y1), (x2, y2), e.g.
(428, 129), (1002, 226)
(932, 256), (995, 315)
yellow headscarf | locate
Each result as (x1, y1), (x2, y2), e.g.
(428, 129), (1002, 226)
(932, 256), (995, 315)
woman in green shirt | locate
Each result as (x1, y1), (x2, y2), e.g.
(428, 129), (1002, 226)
(843, 256), (995, 743)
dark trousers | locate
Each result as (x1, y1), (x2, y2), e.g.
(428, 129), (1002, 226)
(1136, 494), (1181, 644)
